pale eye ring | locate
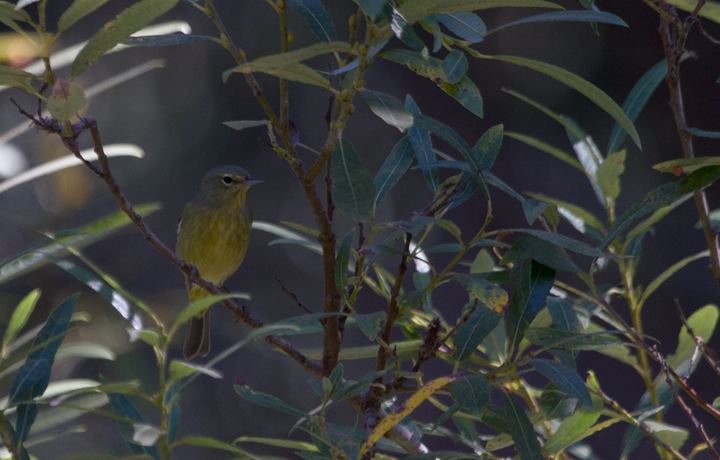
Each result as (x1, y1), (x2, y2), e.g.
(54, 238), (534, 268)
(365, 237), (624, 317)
(222, 175), (233, 185)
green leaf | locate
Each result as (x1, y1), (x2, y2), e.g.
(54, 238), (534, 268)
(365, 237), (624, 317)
(448, 374), (491, 416)
(524, 327), (625, 350)
(596, 149), (625, 200)
(607, 55), (688, 153)
(176, 436), (256, 456)
(440, 75), (484, 118)
(503, 391), (544, 460)
(473, 124), (503, 170)
(524, 193), (606, 236)
(653, 156), (720, 175)
(507, 260), (555, 348)
(223, 61), (331, 89)
(638, 250), (709, 308)
(0, 2), (32, 22)
(168, 360), (221, 380)
(687, 127), (720, 138)
(667, 304), (718, 375)
(375, 135), (414, 203)
(0, 63), (39, 93)
(504, 131), (583, 171)
(491, 55), (641, 150)
(666, 0), (720, 25)
(71, 0), (179, 77)
(435, 12), (486, 42)
(601, 165), (720, 250)
(223, 120), (269, 131)
(288, 0), (336, 42)
(58, 0), (111, 33)
(509, 235), (582, 273)
(441, 50), (468, 84)
(335, 228), (355, 305)
(10, 294), (78, 402)
(355, 0), (387, 19)
(528, 359), (592, 408)
(234, 384), (309, 419)
(453, 273), (508, 311)
(507, 228), (607, 258)
(489, 9), (627, 35)
(124, 34), (214, 46)
(47, 79), (88, 123)
(2, 288), (40, 358)
(522, 199), (550, 225)
(356, 312), (385, 339)
(452, 302), (502, 361)
(412, 114), (475, 169)
(546, 296), (579, 332)
(544, 393), (602, 453)
(539, 383), (577, 419)
(406, 95), (438, 191)
(172, 293), (246, 334)
(330, 139), (376, 221)
(361, 89), (414, 132)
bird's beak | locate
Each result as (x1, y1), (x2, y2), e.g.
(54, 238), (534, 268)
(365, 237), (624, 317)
(243, 178), (264, 186)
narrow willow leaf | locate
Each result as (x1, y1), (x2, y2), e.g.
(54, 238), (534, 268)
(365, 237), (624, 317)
(638, 251), (709, 308)
(250, 42), (353, 67)
(379, 49), (483, 117)
(391, 6), (427, 52)
(524, 327), (625, 350)
(491, 55), (641, 150)
(441, 50), (468, 84)
(15, 402), (37, 455)
(355, 312), (385, 339)
(545, 395), (602, 453)
(607, 55), (688, 154)
(489, 10), (627, 35)
(529, 359), (592, 408)
(596, 149), (625, 200)
(510, 235), (582, 273)
(453, 303), (502, 361)
(601, 165), (720, 250)
(13, 0), (38, 9)
(524, 192), (606, 236)
(10, 294), (78, 402)
(124, 34), (213, 46)
(653, 156), (720, 175)
(435, 12), (486, 42)
(47, 79), (87, 123)
(522, 199), (550, 225)
(223, 61), (331, 89)
(473, 124), (503, 170)
(58, 0), (111, 33)
(687, 127), (720, 138)
(288, 0), (336, 42)
(375, 135), (414, 203)
(72, 0), (179, 77)
(0, 2), (32, 22)
(396, 0), (563, 30)
(234, 385), (309, 418)
(330, 139), (376, 221)
(507, 260), (555, 348)
(448, 374), (490, 416)
(666, 0), (720, 24)
(504, 131), (583, 171)
(507, 228), (606, 258)
(540, 383), (577, 419)
(361, 89), (414, 132)
(406, 95), (438, 191)
(235, 436), (319, 451)
(412, 114), (475, 168)
(667, 304), (718, 374)
(172, 294), (247, 334)
(546, 297), (579, 332)
(0, 63), (39, 92)
(1, 288), (40, 358)
(503, 392), (544, 460)
(223, 120), (269, 131)
(335, 228), (355, 305)
(422, 15), (443, 52)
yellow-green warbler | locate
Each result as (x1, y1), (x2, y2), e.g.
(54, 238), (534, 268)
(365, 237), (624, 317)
(176, 165), (261, 359)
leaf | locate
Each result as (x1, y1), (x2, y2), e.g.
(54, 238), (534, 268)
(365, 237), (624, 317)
(436, 12), (486, 42)
(607, 55), (688, 153)
(522, 199), (550, 225)
(288, 0), (336, 42)
(47, 79), (88, 123)
(601, 165), (720, 250)
(176, 436), (255, 456)
(667, 304), (718, 375)
(638, 251), (709, 309)
(524, 193), (606, 237)
(666, 0), (720, 25)
(441, 50), (468, 84)
(172, 293), (247, 334)
(453, 304), (502, 361)
(379, 49), (483, 117)
(359, 375), (456, 457)
(234, 384), (309, 419)
(356, 311), (385, 339)
(507, 228), (607, 258)
(58, 0), (111, 33)
(528, 359), (592, 408)
(0, 2), (32, 22)
(546, 296), (579, 332)
(540, 383), (577, 419)
(507, 259), (555, 348)
(687, 127), (720, 138)
(448, 374), (491, 416)
(524, 327), (625, 350)
(510, 235), (582, 273)
(361, 89), (414, 132)
(489, 9), (627, 35)
(375, 135), (414, 203)
(0, 63), (39, 93)
(412, 114), (475, 169)
(473, 124), (503, 170)
(2, 288), (40, 358)
(13, 0), (39, 9)
(124, 34), (214, 46)
(355, 0), (387, 19)
(223, 61), (331, 89)
(653, 156), (720, 175)
(406, 95), (438, 191)
(10, 294), (78, 402)
(235, 436), (319, 451)
(491, 55), (641, 150)
(14, 402), (37, 456)
(453, 273), (508, 312)
(72, 0), (179, 77)
(330, 139), (376, 221)
(504, 131), (583, 171)
(596, 150), (625, 200)
(223, 120), (269, 131)
(503, 391), (544, 460)
(544, 394), (602, 453)
(335, 228), (355, 305)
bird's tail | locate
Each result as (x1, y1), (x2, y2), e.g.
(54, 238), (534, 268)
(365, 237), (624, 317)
(183, 285), (211, 360)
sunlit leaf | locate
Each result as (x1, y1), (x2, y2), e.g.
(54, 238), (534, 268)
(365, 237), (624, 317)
(58, 0), (111, 33)
(47, 79), (87, 123)
(653, 156), (720, 175)
(1, 288), (40, 358)
(454, 273), (508, 311)
(361, 89), (414, 132)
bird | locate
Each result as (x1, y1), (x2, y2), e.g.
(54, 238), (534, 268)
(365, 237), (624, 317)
(175, 165), (261, 359)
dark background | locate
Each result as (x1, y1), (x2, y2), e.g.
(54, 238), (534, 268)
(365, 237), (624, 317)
(0, 0), (718, 458)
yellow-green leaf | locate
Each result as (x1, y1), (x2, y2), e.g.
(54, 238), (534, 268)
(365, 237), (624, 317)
(596, 149), (625, 200)
(47, 79), (87, 123)
(58, 0), (111, 33)
(653, 156), (720, 175)
(1, 288), (40, 358)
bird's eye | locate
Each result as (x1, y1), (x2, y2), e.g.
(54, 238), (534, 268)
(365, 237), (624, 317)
(222, 175), (233, 185)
